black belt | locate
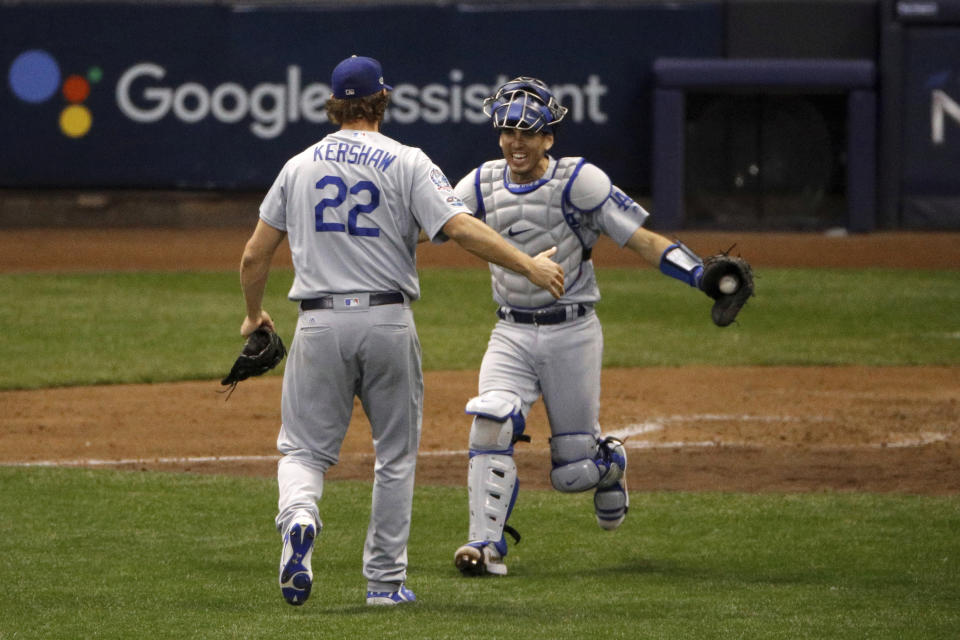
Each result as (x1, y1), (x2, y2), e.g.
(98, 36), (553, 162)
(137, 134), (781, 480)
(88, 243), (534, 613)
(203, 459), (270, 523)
(497, 304), (588, 325)
(300, 291), (404, 310)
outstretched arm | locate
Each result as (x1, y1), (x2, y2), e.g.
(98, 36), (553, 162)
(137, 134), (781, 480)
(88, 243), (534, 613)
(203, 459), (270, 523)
(626, 226), (704, 288)
(442, 213), (565, 298)
(625, 226), (675, 266)
(626, 226), (754, 326)
(239, 220), (287, 337)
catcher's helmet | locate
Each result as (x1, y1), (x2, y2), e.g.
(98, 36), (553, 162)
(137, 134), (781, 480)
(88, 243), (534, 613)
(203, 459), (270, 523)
(482, 77), (568, 133)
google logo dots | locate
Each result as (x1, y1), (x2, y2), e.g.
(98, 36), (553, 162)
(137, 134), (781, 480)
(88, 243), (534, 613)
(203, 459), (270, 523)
(7, 49), (101, 138)
(63, 74), (91, 102)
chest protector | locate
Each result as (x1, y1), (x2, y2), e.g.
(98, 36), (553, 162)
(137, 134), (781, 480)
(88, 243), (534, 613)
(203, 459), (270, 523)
(476, 157), (599, 310)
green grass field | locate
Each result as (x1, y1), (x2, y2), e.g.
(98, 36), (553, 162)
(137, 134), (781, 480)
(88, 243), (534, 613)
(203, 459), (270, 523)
(2, 267), (958, 389)
(1, 468), (958, 639)
(2, 266), (959, 638)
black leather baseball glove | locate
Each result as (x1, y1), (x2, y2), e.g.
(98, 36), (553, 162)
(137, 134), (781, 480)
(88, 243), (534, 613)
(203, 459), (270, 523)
(699, 250), (755, 327)
(220, 327), (286, 399)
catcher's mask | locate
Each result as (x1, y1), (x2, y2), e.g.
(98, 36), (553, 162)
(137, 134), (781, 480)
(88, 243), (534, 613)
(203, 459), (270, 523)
(483, 77), (568, 134)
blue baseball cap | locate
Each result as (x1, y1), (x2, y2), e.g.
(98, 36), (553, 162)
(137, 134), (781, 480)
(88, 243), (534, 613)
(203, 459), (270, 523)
(331, 55), (392, 99)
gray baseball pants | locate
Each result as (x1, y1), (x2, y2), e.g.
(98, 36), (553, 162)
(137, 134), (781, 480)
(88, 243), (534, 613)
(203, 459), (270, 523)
(275, 300), (422, 590)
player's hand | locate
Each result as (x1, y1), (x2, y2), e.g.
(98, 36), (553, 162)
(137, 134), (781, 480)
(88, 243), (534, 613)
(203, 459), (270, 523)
(241, 310), (275, 337)
(529, 247), (565, 298)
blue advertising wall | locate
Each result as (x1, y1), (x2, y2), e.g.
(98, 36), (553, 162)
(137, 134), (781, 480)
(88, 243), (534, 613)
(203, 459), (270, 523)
(1, 3), (723, 190)
(900, 26), (960, 226)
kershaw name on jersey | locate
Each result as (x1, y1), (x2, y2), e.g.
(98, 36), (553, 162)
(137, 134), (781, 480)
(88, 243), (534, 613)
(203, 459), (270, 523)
(313, 140), (397, 173)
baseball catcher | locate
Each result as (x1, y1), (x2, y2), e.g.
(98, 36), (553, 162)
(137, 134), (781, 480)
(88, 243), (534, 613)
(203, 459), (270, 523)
(450, 75), (757, 579)
(220, 327), (286, 399)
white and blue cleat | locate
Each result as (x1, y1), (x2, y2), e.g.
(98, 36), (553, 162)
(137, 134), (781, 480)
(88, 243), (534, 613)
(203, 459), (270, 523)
(365, 584), (416, 606)
(279, 518), (316, 606)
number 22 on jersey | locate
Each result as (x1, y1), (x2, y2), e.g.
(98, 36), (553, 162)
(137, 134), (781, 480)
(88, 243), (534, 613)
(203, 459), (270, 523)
(315, 175), (380, 237)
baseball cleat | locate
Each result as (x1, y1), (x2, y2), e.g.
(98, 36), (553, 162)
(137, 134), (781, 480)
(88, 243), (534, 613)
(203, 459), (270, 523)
(454, 541), (507, 576)
(279, 518), (316, 606)
(365, 584), (416, 606)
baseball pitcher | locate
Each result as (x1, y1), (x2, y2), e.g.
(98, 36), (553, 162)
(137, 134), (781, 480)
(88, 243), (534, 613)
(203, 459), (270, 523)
(237, 59), (564, 606)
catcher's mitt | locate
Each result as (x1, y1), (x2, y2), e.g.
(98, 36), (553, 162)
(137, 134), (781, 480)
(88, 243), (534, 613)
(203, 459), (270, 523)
(699, 249), (755, 327)
(220, 328), (286, 399)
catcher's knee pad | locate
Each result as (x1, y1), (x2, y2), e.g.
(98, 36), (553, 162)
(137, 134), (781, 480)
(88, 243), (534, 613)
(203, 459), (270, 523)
(467, 453), (518, 544)
(549, 433), (626, 493)
(466, 393), (526, 455)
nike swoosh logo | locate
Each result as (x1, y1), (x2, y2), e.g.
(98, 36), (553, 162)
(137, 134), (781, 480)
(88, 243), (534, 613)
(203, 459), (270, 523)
(507, 227), (533, 237)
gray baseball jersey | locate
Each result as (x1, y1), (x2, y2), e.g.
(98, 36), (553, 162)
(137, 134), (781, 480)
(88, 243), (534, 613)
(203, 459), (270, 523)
(261, 129), (463, 301)
(264, 128), (467, 590)
(454, 156), (648, 436)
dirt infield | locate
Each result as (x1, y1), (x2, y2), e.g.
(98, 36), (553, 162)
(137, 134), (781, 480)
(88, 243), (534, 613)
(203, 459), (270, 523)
(2, 229), (959, 495)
